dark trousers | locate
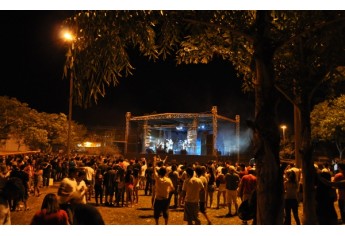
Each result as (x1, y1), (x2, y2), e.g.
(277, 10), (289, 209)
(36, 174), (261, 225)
(284, 199), (300, 225)
(94, 185), (103, 204)
(145, 178), (153, 195)
(168, 189), (178, 207)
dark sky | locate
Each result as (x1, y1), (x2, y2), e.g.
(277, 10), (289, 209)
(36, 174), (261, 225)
(0, 10), (292, 129)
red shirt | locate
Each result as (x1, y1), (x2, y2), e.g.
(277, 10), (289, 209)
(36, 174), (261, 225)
(239, 174), (257, 195)
(333, 172), (345, 200)
(31, 209), (69, 225)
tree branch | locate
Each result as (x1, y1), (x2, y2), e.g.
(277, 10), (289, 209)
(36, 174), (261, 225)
(183, 18), (254, 44)
(275, 17), (345, 54)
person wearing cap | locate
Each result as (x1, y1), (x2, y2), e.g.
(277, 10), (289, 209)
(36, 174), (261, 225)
(225, 165), (240, 217)
(57, 167), (84, 223)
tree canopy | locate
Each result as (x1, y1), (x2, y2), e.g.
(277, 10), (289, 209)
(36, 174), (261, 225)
(0, 96), (86, 152)
(311, 95), (345, 159)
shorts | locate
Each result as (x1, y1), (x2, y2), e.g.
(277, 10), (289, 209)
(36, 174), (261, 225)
(207, 185), (215, 192)
(226, 189), (238, 204)
(184, 202), (199, 222)
(153, 198), (169, 219)
(218, 183), (226, 192)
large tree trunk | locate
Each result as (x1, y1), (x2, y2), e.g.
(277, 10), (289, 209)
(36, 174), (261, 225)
(253, 11), (284, 225)
(299, 103), (318, 224)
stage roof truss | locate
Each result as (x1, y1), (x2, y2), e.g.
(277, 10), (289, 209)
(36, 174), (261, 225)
(129, 112), (236, 126)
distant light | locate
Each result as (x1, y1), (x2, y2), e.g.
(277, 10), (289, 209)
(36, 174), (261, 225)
(61, 30), (74, 42)
(176, 126), (183, 131)
(78, 141), (101, 148)
(64, 32), (73, 40)
(84, 142), (92, 147)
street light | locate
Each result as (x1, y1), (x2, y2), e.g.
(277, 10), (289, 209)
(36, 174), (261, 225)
(62, 30), (75, 159)
(280, 125), (287, 144)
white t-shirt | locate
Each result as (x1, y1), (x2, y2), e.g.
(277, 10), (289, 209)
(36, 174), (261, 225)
(77, 180), (88, 204)
(58, 177), (78, 204)
(182, 176), (204, 203)
(140, 164), (147, 177)
(82, 166), (95, 181)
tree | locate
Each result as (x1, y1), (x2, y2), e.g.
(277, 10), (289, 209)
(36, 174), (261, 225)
(311, 95), (345, 159)
(0, 96), (31, 142)
(0, 96), (88, 153)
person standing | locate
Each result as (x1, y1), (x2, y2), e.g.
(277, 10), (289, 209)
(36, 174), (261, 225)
(81, 163), (95, 202)
(333, 163), (345, 223)
(152, 156), (174, 225)
(103, 166), (117, 207)
(205, 165), (216, 208)
(94, 169), (104, 206)
(0, 165), (11, 225)
(225, 165), (240, 217)
(168, 164), (179, 208)
(76, 171), (88, 204)
(139, 159), (147, 190)
(33, 164), (43, 197)
(195, 165), (212, 225)
(316, 170), (338, 224)
(283, 170), (301, 225)
(57, 167), (83, 224)
(23, 160), (34, 194)
(182, 167), (204, 225)
(124, 169), (134, 207)
(216, 167), (227, 209)
(238, 168), (257, 224)
(145, 162), (154, 196)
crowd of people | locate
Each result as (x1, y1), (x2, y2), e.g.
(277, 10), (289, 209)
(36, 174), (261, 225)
(0, 152), (344, 225)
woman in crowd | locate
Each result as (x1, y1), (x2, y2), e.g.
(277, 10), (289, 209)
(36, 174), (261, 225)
(124, 169), (134, 207)
(206, 165), (216, 208)
(31, 193), (69, 225)
(33, 164), (43, 197)
(283, 170), (301, 224)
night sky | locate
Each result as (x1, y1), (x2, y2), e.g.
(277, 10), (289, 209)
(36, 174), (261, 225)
(0, 10), (293, 129)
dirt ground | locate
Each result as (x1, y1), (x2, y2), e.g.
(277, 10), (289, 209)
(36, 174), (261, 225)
(9, 182), (321, 225)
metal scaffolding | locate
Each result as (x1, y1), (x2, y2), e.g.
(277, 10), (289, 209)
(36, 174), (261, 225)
(125, 106), (240, 158)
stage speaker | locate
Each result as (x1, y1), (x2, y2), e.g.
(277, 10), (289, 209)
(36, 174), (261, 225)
(206, 134), (213, 155)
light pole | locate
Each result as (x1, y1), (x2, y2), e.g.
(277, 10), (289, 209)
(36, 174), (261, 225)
(63, 31), (74, 159)
(280, 125), (287, 144)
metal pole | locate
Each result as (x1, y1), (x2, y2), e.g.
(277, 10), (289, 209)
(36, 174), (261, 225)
(236, 115), (240, 163)
(125, 112), (131, 154)
(294, 105), (302, 168)
(66, 48), (73, 160)
(212, 106), (218, 158)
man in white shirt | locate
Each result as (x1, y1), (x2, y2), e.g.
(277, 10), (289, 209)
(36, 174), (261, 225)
(182, 167), (204, 225)
(153, 156), (174, 225)
(57, 167), (84, 224)
(81, 163), (95, 201)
